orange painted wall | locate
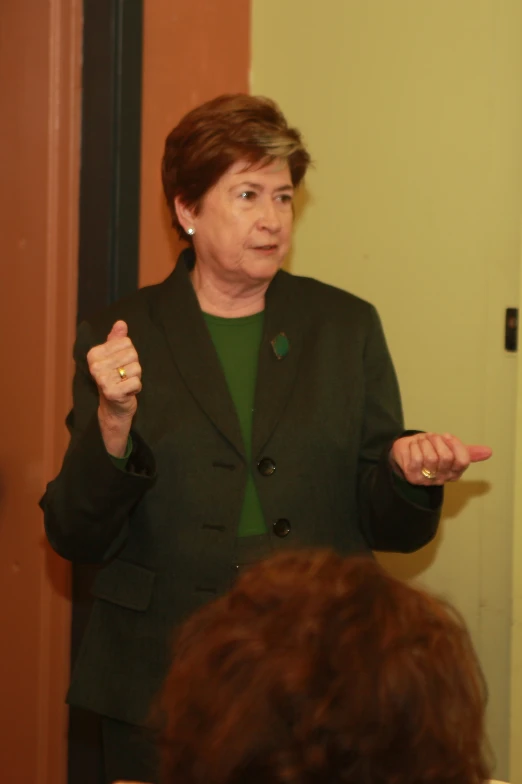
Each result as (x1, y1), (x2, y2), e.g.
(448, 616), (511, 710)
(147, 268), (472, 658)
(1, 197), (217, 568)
(0, 1), (81, 782)
(139, 0), (251, 287)
(0, 2), (249, 780)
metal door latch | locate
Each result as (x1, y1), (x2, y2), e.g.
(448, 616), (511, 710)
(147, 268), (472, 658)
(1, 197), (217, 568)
(505, 308), (518, 352)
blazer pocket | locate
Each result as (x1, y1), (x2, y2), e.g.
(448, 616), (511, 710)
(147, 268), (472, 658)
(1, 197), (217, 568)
(91, 559), (155, 611)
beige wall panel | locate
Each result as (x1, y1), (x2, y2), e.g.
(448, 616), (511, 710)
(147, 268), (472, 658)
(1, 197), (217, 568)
(252, 1), (522, 778)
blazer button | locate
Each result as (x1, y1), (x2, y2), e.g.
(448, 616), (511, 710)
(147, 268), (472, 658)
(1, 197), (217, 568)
(273, 518), (291, 537)
(257, 457), (276, 476)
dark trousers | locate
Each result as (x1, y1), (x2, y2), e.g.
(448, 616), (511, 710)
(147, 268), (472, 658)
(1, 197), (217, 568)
(100, 535), (273, 783)
(101, 717), (159, 784)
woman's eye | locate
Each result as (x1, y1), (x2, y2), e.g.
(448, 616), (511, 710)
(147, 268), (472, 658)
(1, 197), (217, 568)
(277, 193), (293, 204)
(240, 191), (256, 201)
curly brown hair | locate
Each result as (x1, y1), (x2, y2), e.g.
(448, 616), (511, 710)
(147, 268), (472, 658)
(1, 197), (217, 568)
(158, 551), (490, 784)
(161, 94), (311, 241)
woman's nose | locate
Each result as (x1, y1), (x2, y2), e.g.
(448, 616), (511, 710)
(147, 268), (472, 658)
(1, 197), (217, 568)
(258, 199), (282, 232)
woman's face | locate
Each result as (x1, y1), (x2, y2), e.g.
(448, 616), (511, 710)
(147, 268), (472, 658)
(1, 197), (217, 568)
(179, 158), (294, 287)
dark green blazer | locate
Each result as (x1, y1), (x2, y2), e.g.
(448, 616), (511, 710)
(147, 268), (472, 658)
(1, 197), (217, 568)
(41, 249), (442, 726)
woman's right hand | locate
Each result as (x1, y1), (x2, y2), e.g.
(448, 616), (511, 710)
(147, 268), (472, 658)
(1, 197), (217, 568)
(87, 320), (142, 457)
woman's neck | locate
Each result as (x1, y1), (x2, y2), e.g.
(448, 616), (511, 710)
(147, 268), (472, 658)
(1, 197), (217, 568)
(190, 264), (269, 317)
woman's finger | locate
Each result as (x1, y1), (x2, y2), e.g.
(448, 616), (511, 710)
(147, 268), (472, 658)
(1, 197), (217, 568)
(424, 433), (455, 476)
(441, 433), (470, 477)
(406, 439), (425, 481)
(414, 436), (444, 483)
(115, 361), (141, 382)
(88, 347), (139, 381)
(100, 374), (142, 401)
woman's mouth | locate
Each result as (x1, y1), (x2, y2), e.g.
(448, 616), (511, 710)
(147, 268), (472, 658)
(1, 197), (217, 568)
(252, 244), (278, 254)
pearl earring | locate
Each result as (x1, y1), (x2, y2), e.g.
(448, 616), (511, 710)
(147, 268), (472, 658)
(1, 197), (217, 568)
(187, 227), (195, 236)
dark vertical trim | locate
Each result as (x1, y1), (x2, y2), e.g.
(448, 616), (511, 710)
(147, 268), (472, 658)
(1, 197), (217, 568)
(71, 3), (143, 782)
(77, 0), (143, 323)
(110, 0), (143, 302)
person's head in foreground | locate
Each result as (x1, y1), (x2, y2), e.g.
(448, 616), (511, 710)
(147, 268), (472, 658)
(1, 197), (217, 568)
(158, 551), (491, 784)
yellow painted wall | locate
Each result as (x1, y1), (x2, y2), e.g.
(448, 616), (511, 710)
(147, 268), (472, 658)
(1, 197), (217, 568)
(252, 1), (522, 778)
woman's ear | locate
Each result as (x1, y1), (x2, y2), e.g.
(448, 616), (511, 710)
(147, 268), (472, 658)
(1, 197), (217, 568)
(174, 196), (197, 235)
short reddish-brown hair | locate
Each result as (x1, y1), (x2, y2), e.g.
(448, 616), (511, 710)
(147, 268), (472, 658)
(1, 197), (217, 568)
(161, 94), (311, 241)
(158, 551), (490, 784)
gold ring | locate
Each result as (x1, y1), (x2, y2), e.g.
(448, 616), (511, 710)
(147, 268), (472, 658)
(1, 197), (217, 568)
(421, 467), (437, 480)
(117, 366), (127, 380)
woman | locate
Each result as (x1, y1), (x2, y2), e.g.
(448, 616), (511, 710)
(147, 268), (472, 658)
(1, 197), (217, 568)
(158, 550), (492, 784)
(41, 94), (491, 784)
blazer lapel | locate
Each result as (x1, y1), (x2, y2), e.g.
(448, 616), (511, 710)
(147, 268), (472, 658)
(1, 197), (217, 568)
(155, 250), (246, 461)
(252, 269), (307, 459)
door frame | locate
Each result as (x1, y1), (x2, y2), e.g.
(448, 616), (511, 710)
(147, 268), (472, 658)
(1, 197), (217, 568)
(511, 267), (522, 780)
(69, 2), (143, 782)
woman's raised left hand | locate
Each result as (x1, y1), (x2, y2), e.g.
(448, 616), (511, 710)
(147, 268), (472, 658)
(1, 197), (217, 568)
(390, 433), (492, 486)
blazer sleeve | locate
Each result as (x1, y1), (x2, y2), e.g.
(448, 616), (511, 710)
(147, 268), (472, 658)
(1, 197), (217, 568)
(40, 320), (156, 563)
(356, 306), (442, 553)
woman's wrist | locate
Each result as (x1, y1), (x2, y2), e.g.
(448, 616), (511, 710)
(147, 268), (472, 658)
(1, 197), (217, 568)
(97, 405), (133, 458)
